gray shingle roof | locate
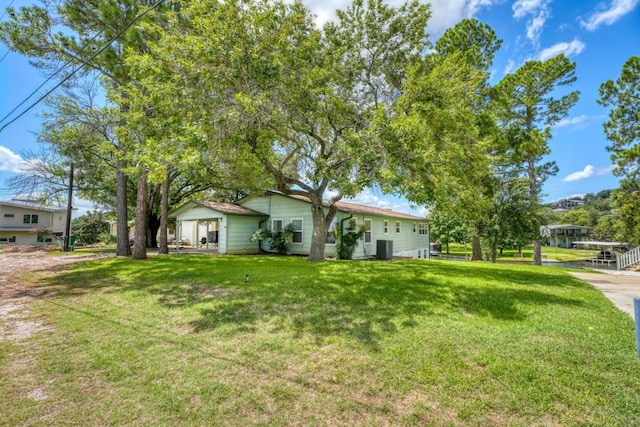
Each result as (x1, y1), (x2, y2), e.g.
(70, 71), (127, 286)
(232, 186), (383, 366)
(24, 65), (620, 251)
(195, 201), (267, 216)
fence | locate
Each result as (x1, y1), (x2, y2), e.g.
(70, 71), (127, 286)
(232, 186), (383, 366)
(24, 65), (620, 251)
(617, 246), (640, 270)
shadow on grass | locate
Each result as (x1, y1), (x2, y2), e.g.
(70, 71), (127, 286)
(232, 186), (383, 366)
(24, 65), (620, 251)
(33, 255), (587, 349)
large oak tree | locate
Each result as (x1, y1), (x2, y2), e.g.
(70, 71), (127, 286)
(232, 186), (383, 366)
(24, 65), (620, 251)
(127, 0), (430, 261)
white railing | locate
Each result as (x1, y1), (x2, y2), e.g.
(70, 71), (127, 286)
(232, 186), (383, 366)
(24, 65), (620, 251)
(617, 246), (640, 270)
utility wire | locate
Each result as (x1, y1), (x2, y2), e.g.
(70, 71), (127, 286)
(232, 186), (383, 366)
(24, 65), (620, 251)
(0, 0), (167, 133)
(0, 0), (16, 65)
(0, 0), (16, 22)
(0, 0), (138, 127)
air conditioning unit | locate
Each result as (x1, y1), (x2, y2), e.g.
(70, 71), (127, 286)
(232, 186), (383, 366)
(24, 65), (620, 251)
(376, 240), (393, 260)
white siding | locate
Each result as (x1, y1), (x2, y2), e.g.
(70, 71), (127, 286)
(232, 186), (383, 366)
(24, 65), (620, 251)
(0, 204), (67, 246)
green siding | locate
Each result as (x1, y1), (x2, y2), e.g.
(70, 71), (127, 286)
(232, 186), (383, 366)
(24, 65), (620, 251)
(241, 194), (429, 259)
(225, 216), (262, 254)
(334, 214), (429, 259)
(241, 194), (314, 255)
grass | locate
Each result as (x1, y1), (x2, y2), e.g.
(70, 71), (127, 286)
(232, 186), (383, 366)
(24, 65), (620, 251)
(2, 255), (640, 426)
(441, 243), (601, 262)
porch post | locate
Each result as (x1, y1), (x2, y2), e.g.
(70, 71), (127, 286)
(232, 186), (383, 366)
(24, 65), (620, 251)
(196, 219), (200, 253)
(176, 220), (181, 252)
(206, 221), (210, 250)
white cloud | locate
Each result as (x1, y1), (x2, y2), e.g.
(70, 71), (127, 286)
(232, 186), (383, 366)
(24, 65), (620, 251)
(580, 0), (640, 31)
(298, 0), (499, 36)
(0, 146), (25, 173)
(503, 59), (516, 75)
(538, 38), (585, 61)
(426, 0), (499, 36)
(525, 9), (549, 42)
(553, 114), (589, 129)
(335, 188), (428, 217)
(512, 0), (551, 44)
(346, 188), (393, 210)
(512, 0), (547, 18)
(562, 164), (614, 182)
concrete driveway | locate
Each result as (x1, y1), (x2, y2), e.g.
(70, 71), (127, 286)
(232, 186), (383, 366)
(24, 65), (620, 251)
(571, 271), (640, 319)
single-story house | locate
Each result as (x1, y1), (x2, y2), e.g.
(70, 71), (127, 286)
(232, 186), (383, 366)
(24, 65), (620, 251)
(169, 190), (430, 259)
(0, 201), (68, 246)
(540, 224), (591, 248)
(168, 200), (268, 254)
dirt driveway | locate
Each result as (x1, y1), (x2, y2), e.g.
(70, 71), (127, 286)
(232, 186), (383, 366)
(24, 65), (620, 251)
(0, 251), (111, 342)
(571, 271), (640, 320)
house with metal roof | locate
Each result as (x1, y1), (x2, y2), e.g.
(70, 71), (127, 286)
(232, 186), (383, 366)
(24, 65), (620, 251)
(169, 190), (430, 259)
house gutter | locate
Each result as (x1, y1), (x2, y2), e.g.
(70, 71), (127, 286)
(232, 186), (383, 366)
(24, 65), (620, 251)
(340, 214), (353, 236)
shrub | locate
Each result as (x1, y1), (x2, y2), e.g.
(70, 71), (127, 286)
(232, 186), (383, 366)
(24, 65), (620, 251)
(335, 219), (367, 260)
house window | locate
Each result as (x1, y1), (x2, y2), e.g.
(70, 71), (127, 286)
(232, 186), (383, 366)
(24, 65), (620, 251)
(419, 223), (428, 235)
(272, 219), (283, 232)
(0, 236), (16, 243)
(326, 218), (336, 244)
(364, 219), (372, 244)
(23, 214), (38, 224)
(395, 221), (401, 234)
(413, 222), (417, 233)
(383, 220), (389, 234)
(291, 218), (303, 244)
(4, 213), (14, 218)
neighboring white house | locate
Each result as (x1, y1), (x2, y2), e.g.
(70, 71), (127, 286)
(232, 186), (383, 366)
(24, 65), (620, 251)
(169, 190), (430, 259)
(540, 224), (591, 248)
(0, 201), (68, 246)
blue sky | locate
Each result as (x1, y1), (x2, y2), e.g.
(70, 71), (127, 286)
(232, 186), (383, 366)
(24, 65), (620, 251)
(1, 0), (639, 217)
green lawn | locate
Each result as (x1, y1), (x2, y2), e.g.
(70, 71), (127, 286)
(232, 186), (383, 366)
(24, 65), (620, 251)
(2, 255), (639, 426)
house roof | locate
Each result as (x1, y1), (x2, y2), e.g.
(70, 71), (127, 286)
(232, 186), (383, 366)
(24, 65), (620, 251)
(542, 224), (591, 230)
(0, 200), (66, 212)
(196, 201), (267, 216)
(264, 190), (426, 221)
(169, 200), (268, 217)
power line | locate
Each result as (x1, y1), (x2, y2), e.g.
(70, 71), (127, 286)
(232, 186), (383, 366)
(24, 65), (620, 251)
(0, 0), (167, 133)
(0, 0), (16, 22)
(0, 0), (139, 127)
(0, 0), (16, 65)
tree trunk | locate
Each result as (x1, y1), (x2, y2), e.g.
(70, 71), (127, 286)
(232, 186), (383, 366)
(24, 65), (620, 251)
(132, 171), (148, 260)
(308, 202), (328, 262)
(527, 157), (542, 265)
(471, 236), (482, 261)
(147, 213), (160, 248)
(158, 175), (169, 254)
(490, 236), (497, 263)
(532, 239), (542, 265)
(115, 160), (130, 256)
